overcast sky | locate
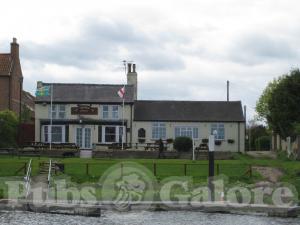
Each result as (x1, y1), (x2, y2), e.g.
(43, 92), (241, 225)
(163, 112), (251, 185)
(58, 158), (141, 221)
(1, 0), (300, 120)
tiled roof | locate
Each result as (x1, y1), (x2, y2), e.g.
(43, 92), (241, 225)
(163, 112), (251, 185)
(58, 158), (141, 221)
(35, 83), (135, 103)
(0, 54), (12, 76)
(134, 100), (245, 122)
(22, 90), (35, 110)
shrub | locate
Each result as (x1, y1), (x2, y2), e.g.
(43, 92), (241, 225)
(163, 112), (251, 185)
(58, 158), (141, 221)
(166, 138), (174, 144)
(255, 136), (271, 151)
(277, 150), (294, 161)
(0, 110), (18, 148)
(174, 137), (193, 152)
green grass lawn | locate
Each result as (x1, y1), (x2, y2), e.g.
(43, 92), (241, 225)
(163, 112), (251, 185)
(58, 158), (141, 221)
(0, 153), (300, 201)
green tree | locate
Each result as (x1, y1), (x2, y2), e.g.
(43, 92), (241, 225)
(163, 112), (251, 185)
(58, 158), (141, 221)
(293, 123), (300, 135)
(269, 69), (300, 138)
(256, 77), (281, 124)
(0, 110), (19, 148)
(255, 136), (271, 151)
(256, 69), (300, 138)
(21, 104), (32, 123)
(246, 121), (270, 151)
(174, 137), (193, 152)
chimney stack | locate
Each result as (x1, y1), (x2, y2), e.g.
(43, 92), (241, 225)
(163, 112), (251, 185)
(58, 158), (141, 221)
(132, 64), (136, 73)
(127, 63), (132, 73)
(127, 63), (138, 100)
(10, 37), (19, 60)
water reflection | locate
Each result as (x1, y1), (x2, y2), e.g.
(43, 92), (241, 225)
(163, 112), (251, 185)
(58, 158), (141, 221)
(0, 211), (299, 225)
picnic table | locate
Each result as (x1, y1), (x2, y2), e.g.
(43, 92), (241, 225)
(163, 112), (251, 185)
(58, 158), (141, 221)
(195, 143), (209, 151)
(22, 142), (79, 150)
(144, 143), (159, 151)
(108, 143), (131, 150)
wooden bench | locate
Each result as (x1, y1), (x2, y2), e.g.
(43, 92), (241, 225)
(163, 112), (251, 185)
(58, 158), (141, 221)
(22, 142), (79, 151)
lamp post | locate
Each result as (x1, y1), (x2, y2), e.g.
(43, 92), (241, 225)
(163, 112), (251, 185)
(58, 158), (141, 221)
(208, 130), (217, 202)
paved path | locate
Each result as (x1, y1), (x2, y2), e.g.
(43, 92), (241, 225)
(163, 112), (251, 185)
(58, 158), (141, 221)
(246, 151), (277, 159)
(252, 166), (283, 183)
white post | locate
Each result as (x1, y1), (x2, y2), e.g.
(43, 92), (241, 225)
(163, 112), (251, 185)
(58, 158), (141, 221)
(209, 130), (217, 152)
(192, 138), (195, 161)
(122, 97), (125, 150)
(50, 84), (53, 150)
(209, 135), (215, 152)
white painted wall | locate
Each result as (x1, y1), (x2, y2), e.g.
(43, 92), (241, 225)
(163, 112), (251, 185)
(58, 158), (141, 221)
(132, 121), (245, 152)
(35, 103), (245, 152)
(35, 103), (133, 143)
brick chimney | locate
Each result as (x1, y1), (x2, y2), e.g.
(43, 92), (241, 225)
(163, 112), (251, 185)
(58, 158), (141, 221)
(127, 63), (137, 100)
(10, 37), (19, 60)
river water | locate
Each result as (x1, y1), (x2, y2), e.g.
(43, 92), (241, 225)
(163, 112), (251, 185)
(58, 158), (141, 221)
(0, 211), (299, 225)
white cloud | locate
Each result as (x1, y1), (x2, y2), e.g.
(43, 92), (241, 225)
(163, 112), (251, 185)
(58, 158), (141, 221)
(1, 0), (300, 120)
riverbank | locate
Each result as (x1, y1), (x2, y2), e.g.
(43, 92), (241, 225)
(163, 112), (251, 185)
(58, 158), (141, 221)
(1, 210), (300, 225)
(1, 199), (300, 218)
(1, 154), (300, 218)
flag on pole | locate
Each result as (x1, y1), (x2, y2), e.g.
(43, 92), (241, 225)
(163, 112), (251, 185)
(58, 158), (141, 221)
(118, 85), (126, 150)
(117, 86), (125, 99)
(35, 85), (51, 97)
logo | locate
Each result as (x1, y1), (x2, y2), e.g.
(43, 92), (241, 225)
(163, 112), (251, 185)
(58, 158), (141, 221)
(99, 162), (157, 211)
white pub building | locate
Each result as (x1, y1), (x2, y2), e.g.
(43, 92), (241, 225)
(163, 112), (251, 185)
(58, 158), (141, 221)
(35, 63), (245, 152)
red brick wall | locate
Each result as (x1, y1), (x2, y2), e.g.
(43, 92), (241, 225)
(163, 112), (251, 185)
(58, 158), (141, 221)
(10, 45), (23, 117)
(0, 40), (24, 117)
(18, 123), (35, 145)
(0, 67), (22, 116)
(0, 76), (10, 111)
(10, 68), (22, 116)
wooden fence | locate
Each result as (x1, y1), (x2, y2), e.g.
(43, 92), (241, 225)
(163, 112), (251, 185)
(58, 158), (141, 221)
(62, 162), (253, 179)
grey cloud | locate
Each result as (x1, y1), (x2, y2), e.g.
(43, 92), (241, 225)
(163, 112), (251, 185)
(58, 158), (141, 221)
(229, 34), (299, 65)
(22, 18), (185, 71)
(134, 49), (185, 70)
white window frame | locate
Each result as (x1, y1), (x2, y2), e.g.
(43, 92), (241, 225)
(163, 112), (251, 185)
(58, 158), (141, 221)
(102, 105), (120, 120)
(42, 125), (65, 143)
(112, 105), (119, 119)
(152, 122), (166, 140)
(49, 104), (66, 119)
(101, 125), (125, 144)
(211, 123), (225, 140)
(175, 126), (199, 139)
(58, 105), (66, 119)
(75, 127), (92, 149)
(102, 105), (109, 119)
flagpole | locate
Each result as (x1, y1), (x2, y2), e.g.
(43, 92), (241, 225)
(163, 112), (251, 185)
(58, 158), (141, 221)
(122, 95), (125, 150)
(50, 84), (53, 150)
(122, 61), (127, 151)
